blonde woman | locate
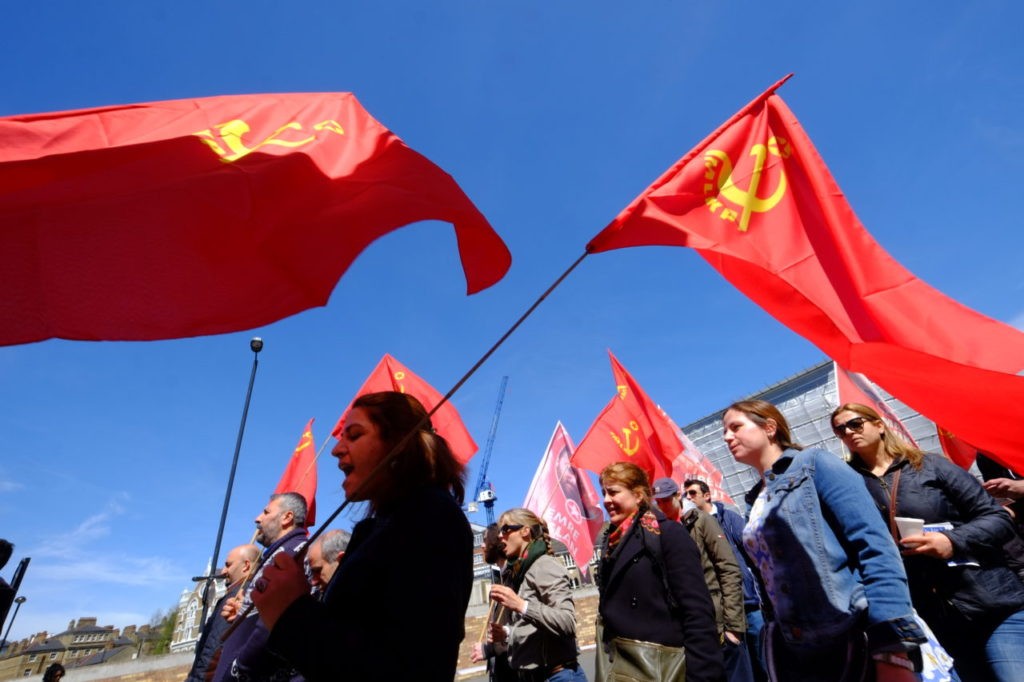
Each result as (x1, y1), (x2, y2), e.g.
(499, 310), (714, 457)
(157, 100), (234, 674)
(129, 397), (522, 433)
(487, 508), (586, 682)
(834, 402), (1024, 682)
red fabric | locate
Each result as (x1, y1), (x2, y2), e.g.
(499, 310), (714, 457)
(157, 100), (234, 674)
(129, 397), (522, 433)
(274, 418), (318, 527)
(936, 428), (981, 469)
(589, 80), (1024, 470)
(522, 422), (604, 576)
(331, 353), (478, 464)
(666, 418), (735, 505)
(0, 93), (511, 345)
(834, 362), (919, 449)
(571, 352), (683, 482)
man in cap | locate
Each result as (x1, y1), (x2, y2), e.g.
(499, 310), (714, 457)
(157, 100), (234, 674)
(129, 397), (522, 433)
(654, 478), (753, 682)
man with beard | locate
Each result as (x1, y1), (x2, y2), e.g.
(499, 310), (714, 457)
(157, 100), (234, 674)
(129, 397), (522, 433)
(186, 544), (260, 682)
(213, 493), (309, 682)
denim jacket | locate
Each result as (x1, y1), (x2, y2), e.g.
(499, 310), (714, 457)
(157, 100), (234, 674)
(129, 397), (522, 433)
(744, 448), (924, 652)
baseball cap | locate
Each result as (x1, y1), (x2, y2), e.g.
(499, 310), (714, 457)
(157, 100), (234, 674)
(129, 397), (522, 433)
(652, 477), (679, 499)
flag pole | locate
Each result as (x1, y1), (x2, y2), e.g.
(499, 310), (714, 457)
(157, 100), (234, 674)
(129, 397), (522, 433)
(231, 252), (591, 631)
(200, 336), (264, 627)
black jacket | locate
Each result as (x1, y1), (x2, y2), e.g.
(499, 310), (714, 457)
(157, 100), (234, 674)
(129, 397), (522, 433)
(268, 485), (473, 681)
(186, 582), (242, 682)
(598, 508), (724, 682)
(850, 452), (1024, 627)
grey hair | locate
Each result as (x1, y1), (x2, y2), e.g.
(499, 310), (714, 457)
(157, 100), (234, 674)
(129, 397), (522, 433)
(271, 492), (308, 527)
(319, 529), (351, 564)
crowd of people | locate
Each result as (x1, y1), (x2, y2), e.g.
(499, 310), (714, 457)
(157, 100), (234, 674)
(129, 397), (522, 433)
(182, 390), (1024, 682)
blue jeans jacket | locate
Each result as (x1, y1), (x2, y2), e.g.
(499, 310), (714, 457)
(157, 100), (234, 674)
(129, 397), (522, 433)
(745, 448), (923, 652)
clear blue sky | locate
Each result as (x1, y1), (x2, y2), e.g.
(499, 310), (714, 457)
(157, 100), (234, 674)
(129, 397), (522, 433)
(1, 1), (1022, 641)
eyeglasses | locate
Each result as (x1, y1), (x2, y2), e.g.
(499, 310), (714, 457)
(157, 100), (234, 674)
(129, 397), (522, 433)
(833, 417), (869, 436)
(498, 524), (524, 536)
(684, 489), (701, 497)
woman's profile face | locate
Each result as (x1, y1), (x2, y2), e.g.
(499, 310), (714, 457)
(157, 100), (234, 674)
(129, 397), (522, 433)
(722, 408), (773, 467)
(602, 480), (642, 525)
(832, 409), (883, 455)
(332, 407), (387, 501)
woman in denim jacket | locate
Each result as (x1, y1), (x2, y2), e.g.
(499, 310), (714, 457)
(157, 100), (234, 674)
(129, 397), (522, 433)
(833, 402), (1024, 682)
(724, 400), (925, 681)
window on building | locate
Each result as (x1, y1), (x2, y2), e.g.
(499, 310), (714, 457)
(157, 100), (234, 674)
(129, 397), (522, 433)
(28, 654), (37, 662)
(49, 653), (57, 660)
(22, 669), (31, 677)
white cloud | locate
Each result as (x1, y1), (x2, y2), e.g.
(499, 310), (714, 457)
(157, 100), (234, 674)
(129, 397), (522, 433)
(0, 479), (22, 492)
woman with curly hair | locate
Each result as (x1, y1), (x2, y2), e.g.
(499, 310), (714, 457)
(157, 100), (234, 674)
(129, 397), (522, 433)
(596, 461), (722, 682)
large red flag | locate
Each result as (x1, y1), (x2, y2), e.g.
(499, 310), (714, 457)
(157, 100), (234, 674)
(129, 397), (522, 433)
(0, 93), (511, 345)
(589, 77), (1024, 470)
(571, 352), (683, 481)
(522, 422), (605, 577)
(936, 429), (982, 470)
(332, 353), (478, 464)
(274, 418), (318, 527)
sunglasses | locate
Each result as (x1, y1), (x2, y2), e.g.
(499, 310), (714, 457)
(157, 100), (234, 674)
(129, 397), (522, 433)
(684, 489), (701, 497)
(498, 524), (524, 536)
(833, 416), (869, 436)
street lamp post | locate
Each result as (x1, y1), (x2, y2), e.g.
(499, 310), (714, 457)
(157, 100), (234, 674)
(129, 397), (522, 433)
(1, 596), (26, 651)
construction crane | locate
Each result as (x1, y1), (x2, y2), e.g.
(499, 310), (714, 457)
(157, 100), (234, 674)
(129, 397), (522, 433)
(468, 376), (508, 526)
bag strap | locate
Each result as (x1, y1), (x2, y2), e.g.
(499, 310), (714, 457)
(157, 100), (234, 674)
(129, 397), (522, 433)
(642, 517), (681, 612)
(886, 468), (902, 543)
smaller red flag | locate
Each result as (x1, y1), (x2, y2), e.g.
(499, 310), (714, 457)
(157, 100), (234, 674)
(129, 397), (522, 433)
(332, 354), (478, 464)
(936, 428), (981, 469)
(834, 362), (918, 449)
(571, 352), (683, 482)
(274, 418), (318, 527)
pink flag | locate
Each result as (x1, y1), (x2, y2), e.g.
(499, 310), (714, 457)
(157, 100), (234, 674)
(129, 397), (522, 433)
(523, 422), (604, 576)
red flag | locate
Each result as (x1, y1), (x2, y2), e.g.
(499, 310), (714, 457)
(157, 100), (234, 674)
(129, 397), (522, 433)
(274, 418), (318, 527)
(571, 351), (683, 481)
(834, 362), (919, 449)
(589, 76), (1024, 469)
(665, 415), (735, 506)
(0, 93), (511, 345)
(332, 353), (478, 464)
(523, 422), (604, 576)
(936, 429), (981, 469)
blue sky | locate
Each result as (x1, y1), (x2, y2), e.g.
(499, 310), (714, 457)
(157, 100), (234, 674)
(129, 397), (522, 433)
(1, 2), (1022, 641)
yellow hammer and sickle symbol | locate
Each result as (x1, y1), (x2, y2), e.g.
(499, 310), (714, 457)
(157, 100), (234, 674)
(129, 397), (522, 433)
(707, 136), (789, 232)
(194, 119), (345, 162)
(616, 384), (628, 400)
(294, 430), (313, 454)
(620, 421), (641, 456)
(393, 371), (406, 393)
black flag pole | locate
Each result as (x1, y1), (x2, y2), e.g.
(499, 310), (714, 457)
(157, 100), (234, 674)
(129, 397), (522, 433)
(199, 336), (264, 627)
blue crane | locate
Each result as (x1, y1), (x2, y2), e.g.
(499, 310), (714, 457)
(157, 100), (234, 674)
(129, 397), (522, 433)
(470, 376), (508, 526)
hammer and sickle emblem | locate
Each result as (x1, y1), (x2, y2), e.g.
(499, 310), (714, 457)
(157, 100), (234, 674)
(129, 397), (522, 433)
(392, 371), (407, 393)
(293, 430), (313, 454)
(194, 118), (345, 162)
(706, 136), (790, 232)
(619, 421), (641, 456)
(616, 384), (628, 400)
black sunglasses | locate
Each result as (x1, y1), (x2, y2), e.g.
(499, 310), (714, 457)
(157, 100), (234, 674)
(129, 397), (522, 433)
(499, 524), (524, 536)
(833, 416), (869, 436)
